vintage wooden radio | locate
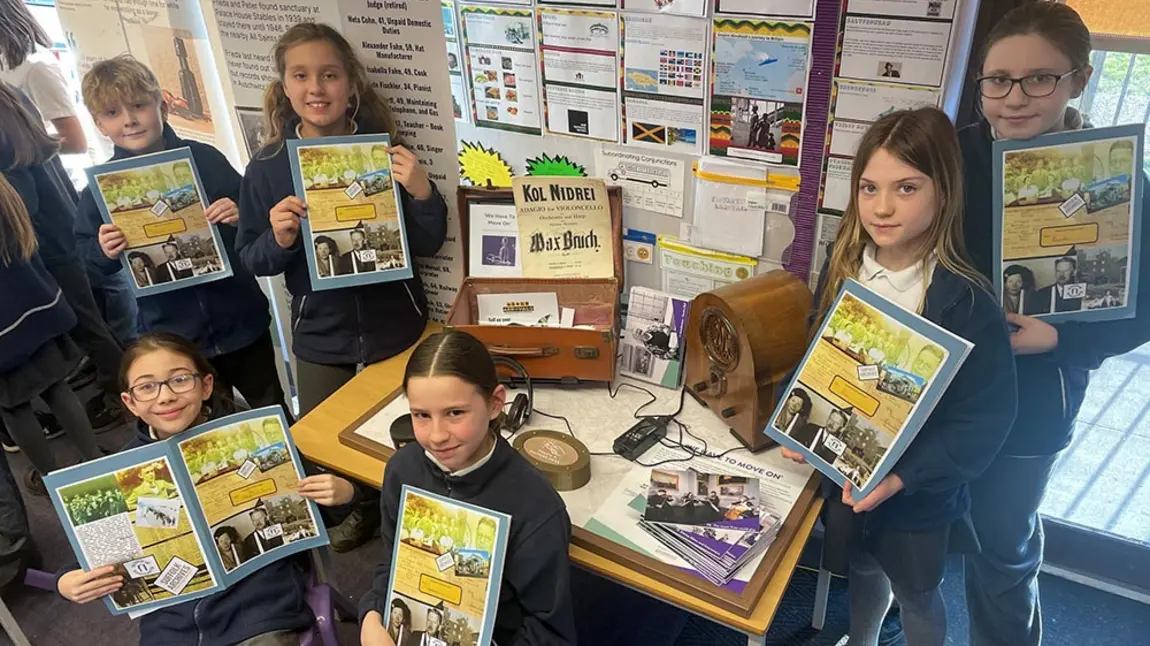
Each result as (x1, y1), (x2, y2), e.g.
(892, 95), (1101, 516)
(684, 270), (812, 452)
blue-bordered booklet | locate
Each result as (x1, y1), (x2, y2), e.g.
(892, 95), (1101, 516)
(383, 486), (510, 646)
(287, 134), (414, 291)
(44, 407), (329, 616)
(993, 124), (1144, 323)
(85, 148), (233, 297)
(764, 280), (973, 497)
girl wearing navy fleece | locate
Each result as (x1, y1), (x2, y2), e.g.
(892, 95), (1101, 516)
(957, 5), (1150, 644)
(236, 22), (448, 416)
(784, 108), (1017, 646)
(0, 86), (102, 492)
(359, 331), (576, 646)
(57, 332), (356, 646)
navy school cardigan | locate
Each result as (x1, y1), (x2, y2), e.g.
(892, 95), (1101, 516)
(74, 124), (271, 359)
(236, 122), (447, 366)
(960, 119), (1150, 456)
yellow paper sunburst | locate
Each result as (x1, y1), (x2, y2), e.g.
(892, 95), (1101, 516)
(458, 141), (514, 188)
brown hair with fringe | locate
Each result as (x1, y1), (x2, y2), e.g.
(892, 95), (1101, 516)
(260, 22), (396, 157)
(980, 2), (1092, 75)
(81, 54), (163, 116)
(403, 331), (503, 434)
(815, 107), (988, 328)
(119, 331), (217, 392)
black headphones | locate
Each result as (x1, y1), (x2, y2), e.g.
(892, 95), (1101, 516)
(389, 355), (534, 446)
(493, 356), (533, 433)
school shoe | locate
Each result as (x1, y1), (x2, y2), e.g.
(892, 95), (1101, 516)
(1, 413), (64, 453)
(86, 395), (126, 433)
(23, 469), (48, 497)
(327, 500), (381, 553)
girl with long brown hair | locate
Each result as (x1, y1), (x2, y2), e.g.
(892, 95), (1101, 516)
(958, 4), (1150, 644)
(235, 23), (448, 551)
(783, 107), (1017, 645)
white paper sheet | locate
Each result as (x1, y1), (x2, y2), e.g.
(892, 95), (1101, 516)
(595, 146), (686, 217)
(468, 203), (521, 278)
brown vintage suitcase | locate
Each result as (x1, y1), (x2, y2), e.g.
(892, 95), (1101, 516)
(447, 186), (624, 382)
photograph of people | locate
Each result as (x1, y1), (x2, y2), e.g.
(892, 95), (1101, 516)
(387, 598), (413, 646)
(880, 61), (901, 78)
(313, 235), (340, 278)
(1036, 255), (1083, 313)
(154, 241), (194, 283)
(1002, 264), (1050, 315)
(123, 461), (178, 507)
(792, 409), (848, 464)
(242, 506), (284, 557)
(409, 607), (445, 646)
(213, 525), (246, 571)
(340, 227), (377, 274)
(128, 251), (158, 288)
(777, 388), (812, 434)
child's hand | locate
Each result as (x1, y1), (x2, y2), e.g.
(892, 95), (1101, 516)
(360, 610), (397, 646)
(780, 447), (807, 464)
(298, 474), (355, 507)
(58, 566), (123, 604)
(205, 198), (240, 225)
(842, 474), (904, 514)
(1005, 313), (1058, 355)
(388, 145), (433, 201)
(97, 224), (127, 260)
(270, 196), (306, 249)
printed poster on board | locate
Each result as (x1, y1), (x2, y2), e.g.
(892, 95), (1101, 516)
(512, 177), (615, 278)
(45, 408), (328, 616)
(538, 7), (620, 142)
(460, 5), (543, 135)
(288, 134), (414, 291)
(993, 124), (1144, 323)
(708, 19), (812, 166)
(766, 281), (972, 496)
(85, 148), (232, 297)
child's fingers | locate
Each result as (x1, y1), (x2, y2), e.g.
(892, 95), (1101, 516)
(77, 581), (123, 604)
(74, 574), (123, 596)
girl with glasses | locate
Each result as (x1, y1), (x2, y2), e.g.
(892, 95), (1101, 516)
(57, 331), (357, 646)
(957, 4), (1150, 645)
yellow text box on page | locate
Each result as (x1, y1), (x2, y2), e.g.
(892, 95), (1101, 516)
(228, 479), (278, 506)
(1040, 223), (1099, 248)
(418, 574), (463, 605)
(828, 376), (880, 417)
(142, 218), (188, 238)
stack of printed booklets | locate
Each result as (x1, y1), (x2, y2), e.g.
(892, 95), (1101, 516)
(638, 468), (781, 586)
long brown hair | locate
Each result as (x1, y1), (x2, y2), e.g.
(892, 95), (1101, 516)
(260, 22), (396, 156)
(0, 82), (57, 169)
(980, 2), (1092, 75)
(403, 331), (502, 433)
(815, 107), (987, 327)
(0, 173), (38, 265)
(0, 0), (51, 70)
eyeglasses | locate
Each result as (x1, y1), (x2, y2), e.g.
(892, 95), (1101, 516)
(128, 373), (201, 402)
(976, 70), (1078, 99)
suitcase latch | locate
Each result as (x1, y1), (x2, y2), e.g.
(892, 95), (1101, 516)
(574, 346), (600, 359)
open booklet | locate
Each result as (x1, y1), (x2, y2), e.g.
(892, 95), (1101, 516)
(383, 486), (510, 646)
(765, 279), (973, 497)
(44, 407), (329, 616)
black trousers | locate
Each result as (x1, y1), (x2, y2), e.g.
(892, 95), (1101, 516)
(208, 331), (293, 423)
(46, 258), (124, 401)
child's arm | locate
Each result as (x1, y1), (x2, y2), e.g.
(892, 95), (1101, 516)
(57, 564), (123, 605)
(390, 145), (447, 258)
(893, 308), (1018, 495)
(236, 167), (303, 276)
(505, 509), (578, 646)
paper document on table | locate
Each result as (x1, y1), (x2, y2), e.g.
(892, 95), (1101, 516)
(475, 292), (562, 327)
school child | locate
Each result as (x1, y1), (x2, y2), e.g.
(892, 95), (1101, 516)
(0, 165), (103, 496)
(0, 81), (125, 433)
(72, 55), (290, 422)
(957, 4), (1150, 644)
(781, 107), (1018, 646)
(358, 330), (576, 646)
(56, 331), (358, 646)
(236, 23), (447, 549)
